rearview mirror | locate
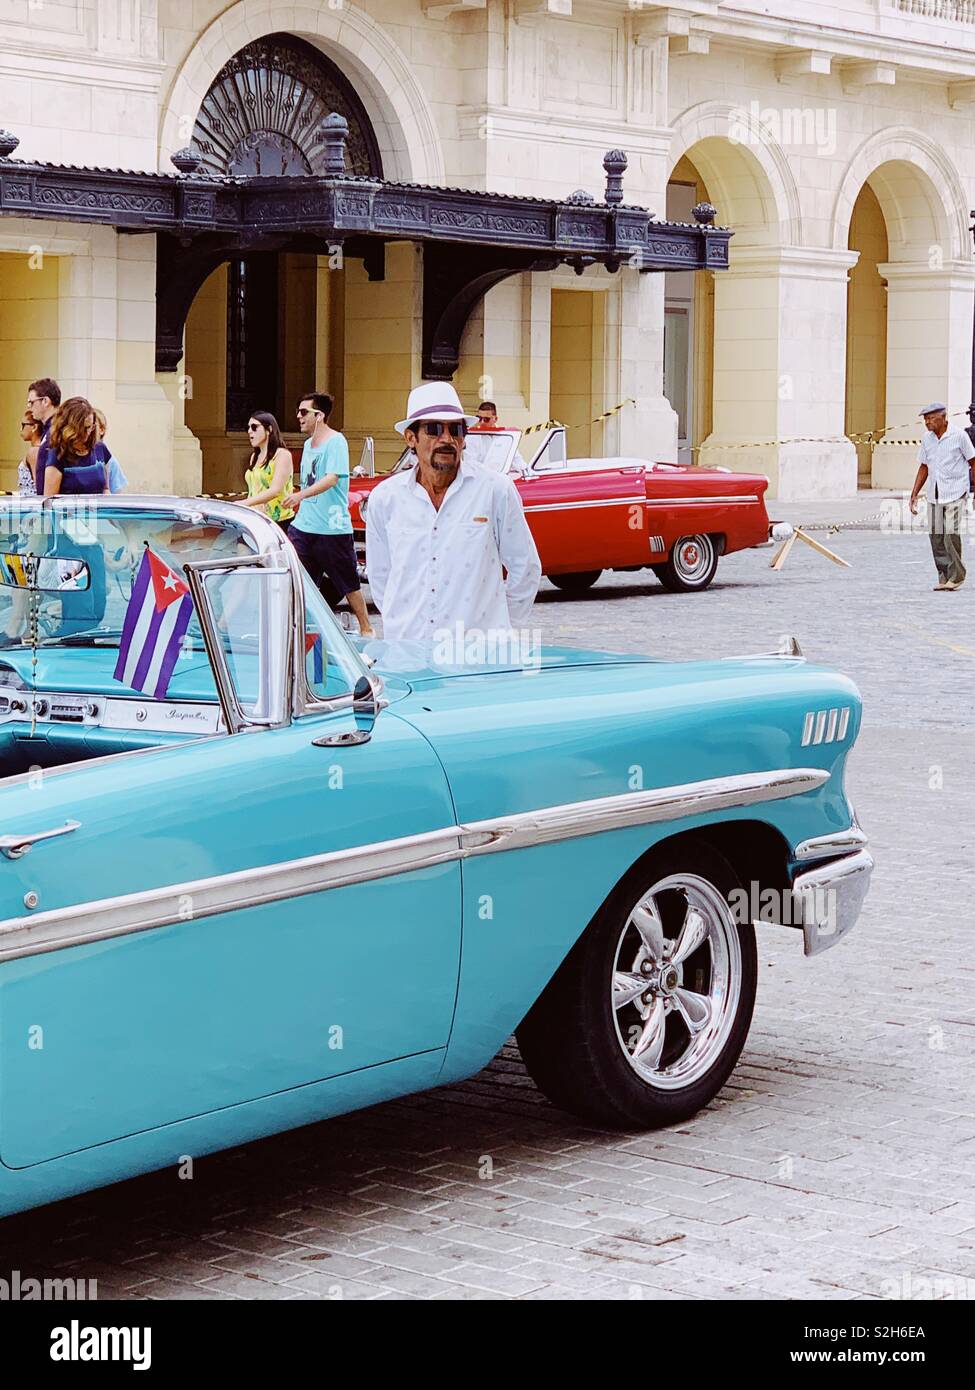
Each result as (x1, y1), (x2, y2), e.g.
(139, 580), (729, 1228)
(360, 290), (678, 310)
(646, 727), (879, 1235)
(0, 554), (91, 592)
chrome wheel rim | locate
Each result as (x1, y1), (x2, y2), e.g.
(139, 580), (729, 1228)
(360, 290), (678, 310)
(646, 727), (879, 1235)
(674, 535), (713, 583)
(611, 873), (741, 1091)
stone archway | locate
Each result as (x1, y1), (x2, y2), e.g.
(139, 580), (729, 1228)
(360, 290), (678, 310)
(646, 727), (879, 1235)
(668, 101), (803, 248)
(159, 0), (444, 184)
(666, 107), (857, 498)
(836, 132), (975, 488)
(833, 128), (969, 262)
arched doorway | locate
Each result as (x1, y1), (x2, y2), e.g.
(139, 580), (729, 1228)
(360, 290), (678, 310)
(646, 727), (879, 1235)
(181, 34), (392, 493)
(846, 183), (889, 485)
(837, 143), (973, 489)
(665, 154), (715, 464)
(666, 130), (785, 477)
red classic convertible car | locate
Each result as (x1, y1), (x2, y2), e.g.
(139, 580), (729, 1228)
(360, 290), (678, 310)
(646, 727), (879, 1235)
(349, 427), (772, 594)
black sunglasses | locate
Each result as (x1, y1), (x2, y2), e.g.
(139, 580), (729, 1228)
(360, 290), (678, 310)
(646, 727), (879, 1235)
(414, 421), (467, 439)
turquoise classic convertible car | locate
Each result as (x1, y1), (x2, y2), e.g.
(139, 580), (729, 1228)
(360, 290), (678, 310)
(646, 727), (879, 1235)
(0, 496), (871, 1217)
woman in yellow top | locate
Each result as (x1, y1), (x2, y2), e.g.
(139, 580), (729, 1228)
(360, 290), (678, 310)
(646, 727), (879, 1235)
(243, 413), (295, 530)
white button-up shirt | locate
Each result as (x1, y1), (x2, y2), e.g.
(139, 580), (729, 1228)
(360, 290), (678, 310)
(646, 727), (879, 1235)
(917, 426), (975, 504)
(365, 455), (541, 643)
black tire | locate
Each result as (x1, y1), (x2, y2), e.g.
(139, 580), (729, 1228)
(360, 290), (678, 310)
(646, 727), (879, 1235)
(656, 535), (719, 592)
(549, 570), (602, 594)
(516, 843), (757, 1129)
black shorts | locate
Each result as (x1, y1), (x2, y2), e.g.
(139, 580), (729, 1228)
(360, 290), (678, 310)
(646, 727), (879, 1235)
(290, 526), (361, 603)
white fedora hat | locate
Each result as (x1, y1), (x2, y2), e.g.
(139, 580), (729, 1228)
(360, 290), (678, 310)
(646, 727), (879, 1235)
(395, 382), (478, 436)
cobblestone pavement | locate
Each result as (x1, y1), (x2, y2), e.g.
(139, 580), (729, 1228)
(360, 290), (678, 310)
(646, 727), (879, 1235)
(2, 506), (974, 1301)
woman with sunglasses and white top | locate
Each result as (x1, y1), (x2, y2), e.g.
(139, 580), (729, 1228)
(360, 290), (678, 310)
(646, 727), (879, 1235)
(17, 413), (42, 496)
(365, 383), (540, 646)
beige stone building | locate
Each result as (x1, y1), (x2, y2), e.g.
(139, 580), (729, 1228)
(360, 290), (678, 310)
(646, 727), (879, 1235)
(0, 0), (973, 501)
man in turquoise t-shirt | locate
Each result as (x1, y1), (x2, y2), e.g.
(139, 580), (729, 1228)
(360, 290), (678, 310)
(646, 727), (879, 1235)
(290, 392), (374, 637)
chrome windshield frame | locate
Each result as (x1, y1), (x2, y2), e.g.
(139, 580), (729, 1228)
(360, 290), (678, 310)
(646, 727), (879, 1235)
(0, 494), (381, 729)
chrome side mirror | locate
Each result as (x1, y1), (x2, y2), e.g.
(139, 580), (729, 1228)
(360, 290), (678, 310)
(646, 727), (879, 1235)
(313, 674), (379, 747)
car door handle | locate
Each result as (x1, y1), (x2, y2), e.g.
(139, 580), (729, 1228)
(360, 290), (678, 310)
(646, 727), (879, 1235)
(0, 820), (81, 860)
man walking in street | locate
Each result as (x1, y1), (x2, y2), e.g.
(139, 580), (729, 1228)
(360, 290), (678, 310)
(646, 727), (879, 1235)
(909, 403), (974, 591)
(289, 392), (374, 637)
(365, 383), (541, 645)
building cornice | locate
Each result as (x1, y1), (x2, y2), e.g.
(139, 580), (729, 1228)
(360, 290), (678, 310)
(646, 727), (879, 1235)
(673, 4), (975, 83)
(457, 106), (673, 157)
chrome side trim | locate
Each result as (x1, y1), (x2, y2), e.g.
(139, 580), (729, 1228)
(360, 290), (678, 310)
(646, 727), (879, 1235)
(522, 495), (645, 515)
(0, 767), (828, 963)
(521, 494), (758, 517)
(794, 824), (869, 862)
(0, 826), (466, 964)
(643, 496), (757, 506)
(459, 768), (827, 856)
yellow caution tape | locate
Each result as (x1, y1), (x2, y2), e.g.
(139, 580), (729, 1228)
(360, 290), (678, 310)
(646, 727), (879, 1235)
(693, 410), (970, 454)
(523, 397), (637, 435)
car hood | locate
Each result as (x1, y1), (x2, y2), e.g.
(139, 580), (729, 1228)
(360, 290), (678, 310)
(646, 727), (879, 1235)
(384, 648), (862, 836)
(357, 639), (656, 692)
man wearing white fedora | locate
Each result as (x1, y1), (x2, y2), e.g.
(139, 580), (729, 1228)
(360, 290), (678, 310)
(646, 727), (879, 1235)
(365, 382), (541, 645)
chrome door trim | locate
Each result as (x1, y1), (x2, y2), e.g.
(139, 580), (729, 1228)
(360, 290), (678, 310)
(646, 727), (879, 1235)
(643, 496), (757, 506)
(522, 496), (646, 515)
(521, 495), (758, 516)
(0, 767), (828, 963)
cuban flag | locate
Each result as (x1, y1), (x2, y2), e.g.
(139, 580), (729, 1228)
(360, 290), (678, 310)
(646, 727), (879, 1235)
(305, 630), (324, 684)
(113, 548), (193, 698)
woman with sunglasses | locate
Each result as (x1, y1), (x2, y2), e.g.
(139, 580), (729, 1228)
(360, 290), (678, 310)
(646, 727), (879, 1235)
(242, 412), (295, 531)
(17, 414), (42, 496)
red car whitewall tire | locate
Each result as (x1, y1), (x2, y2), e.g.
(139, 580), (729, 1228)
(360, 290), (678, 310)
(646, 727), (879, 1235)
(656, 534), (719, 592)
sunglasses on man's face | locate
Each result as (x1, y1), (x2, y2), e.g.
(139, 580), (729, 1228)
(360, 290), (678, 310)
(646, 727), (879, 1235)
(415, 421), (467, 440)
(296, 407), (321, 419)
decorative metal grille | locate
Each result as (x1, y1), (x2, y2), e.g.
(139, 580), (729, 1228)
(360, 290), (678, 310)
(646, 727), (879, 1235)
(192, 33), (382, 178)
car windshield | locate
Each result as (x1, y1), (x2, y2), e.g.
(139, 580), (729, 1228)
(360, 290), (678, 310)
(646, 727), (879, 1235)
(0, 500), (364, 704)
